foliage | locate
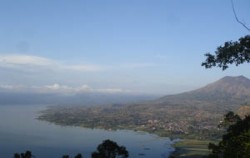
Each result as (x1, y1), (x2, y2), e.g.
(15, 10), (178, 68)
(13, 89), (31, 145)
(13, 140), (128, 158)
(75, 153), (83, 158)
(92, 139), (129, 158)
(14, 151), (33, 158)
(61, 154), (82, 158)
(218, 111), (241, 128)
(202, 35), (250, 70)
(208, 112), (250, 158)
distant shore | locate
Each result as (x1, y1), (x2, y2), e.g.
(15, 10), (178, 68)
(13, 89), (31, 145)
(38, 116), (212, 158)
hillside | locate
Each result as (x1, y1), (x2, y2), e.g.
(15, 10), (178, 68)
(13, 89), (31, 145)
(237, 105), (250, 118)
(156, 75), (250, 106)
(39, 76), (250, 139)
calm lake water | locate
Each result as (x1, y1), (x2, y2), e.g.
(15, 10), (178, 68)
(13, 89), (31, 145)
(0, 105), (175, 158)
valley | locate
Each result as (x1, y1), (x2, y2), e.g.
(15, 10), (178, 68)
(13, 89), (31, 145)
(38, 76), (250, 157)
(39, 76), (250, 140)
(38, 103), (225, 140)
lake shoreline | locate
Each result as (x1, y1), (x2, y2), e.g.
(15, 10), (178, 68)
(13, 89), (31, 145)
(38, 115), (212, 158)
(0, 105), (175, 158)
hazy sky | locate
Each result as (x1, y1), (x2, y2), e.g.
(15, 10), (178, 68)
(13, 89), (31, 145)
(0, 0), (249, 95)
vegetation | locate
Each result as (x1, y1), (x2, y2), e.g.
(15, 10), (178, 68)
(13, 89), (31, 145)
(38, 75), (250, 157)
(62, 153), (83, 158)
(208, 112), (250, 158)
(38, 76), (250, 141)
(38, 104), (225, 140)
(92, 139), (128, 158)
(14, 151), (33, 158)
(13, 140), (128, 158)
(170, 139), (212, 157)
(202, 34), (250, 157)
(36, 33), (250, 157)
(202, 35), (250, 70)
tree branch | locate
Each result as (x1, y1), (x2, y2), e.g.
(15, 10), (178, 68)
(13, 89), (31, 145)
(231, 0), (250, 32)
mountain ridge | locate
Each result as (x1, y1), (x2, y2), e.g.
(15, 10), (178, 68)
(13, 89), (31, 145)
(156, 75), (250, 106)
(39, 75), (250, 139)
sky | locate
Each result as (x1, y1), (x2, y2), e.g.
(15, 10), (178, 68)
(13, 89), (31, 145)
(0, 0), (249, 95)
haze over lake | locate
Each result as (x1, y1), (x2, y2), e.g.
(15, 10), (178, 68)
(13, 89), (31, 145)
(0, 105), (174, 158)
(0, 1), (249, 158)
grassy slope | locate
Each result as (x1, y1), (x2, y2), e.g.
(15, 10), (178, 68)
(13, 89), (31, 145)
(171, 139), (214, 157)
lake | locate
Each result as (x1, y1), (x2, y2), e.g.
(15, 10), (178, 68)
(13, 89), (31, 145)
(0, 105), (175, 158)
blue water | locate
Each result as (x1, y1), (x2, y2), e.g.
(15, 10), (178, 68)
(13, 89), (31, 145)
(0, 105), (174, 158)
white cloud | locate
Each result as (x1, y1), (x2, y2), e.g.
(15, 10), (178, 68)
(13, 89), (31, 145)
(62, 65), (101, 72)
(44, 83), (65, 90)
(0, 83), (129, 94)
(0, 54), (157, 73)
(0, 84), (24, 90)
(95, 88), (125, 93)
(0, 55), (53, 66)
(0, 54), (102, 72)
(41, 83), (128, 94)
(42, 83), (91, 93)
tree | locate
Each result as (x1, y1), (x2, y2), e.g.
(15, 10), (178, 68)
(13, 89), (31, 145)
(202, 35), (250, 70)
(13, 151), (33, 158)
(208, 112), (250, 158)
(75, 153), (83, 158)
(61, 153), (83, 158)
(14, 153), (21, 158)
(230, 0), (250, 32)
(218, 111), (241, 128)
(91, 139), (129, 158)
(12, 140), (129, 158)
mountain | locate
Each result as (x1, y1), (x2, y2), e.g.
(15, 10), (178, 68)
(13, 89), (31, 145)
(156, 75), (250, 107)
(39, 76), (250, 139)
(192, 75), (250, 99)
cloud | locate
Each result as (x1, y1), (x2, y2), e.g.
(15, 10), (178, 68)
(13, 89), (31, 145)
(41, 83), (91, 93)
(0, 54), (157, 73)
(94, 88), (125, 93)
(41, 83), (128, 94)
(0, 54), (102, 72)
(62, 65), (101, 72)
(0, 55), (52, 66)
(0, 84), (25, 91)
(0, 83), (129, 94)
